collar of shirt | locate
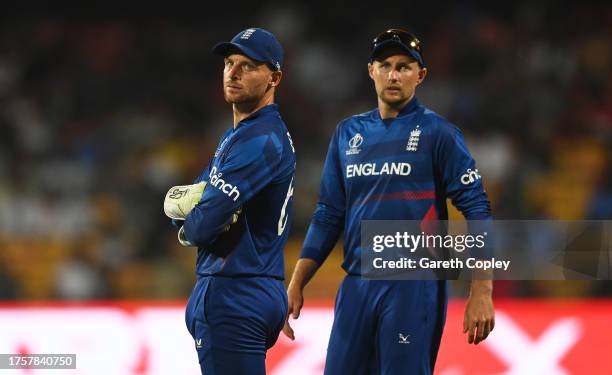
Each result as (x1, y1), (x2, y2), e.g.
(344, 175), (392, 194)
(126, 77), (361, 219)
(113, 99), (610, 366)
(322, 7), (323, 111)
(373, 96), (421, 123)
(235, 103), (279, 130)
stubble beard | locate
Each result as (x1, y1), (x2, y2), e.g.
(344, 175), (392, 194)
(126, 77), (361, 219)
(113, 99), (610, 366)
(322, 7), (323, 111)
(224, 90), (252, 105)
(380, 92), (408, 110)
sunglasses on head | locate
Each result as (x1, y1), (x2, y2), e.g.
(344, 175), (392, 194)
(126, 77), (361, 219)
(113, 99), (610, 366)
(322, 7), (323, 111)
(371, 28), (424, 66)
(372, 28), (422, 52)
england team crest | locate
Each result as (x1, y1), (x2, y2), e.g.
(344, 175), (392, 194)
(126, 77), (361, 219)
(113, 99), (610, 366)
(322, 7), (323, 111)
(406, 125), (421, 152)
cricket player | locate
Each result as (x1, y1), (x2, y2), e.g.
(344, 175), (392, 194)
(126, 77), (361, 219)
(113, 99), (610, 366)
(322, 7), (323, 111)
(283, 28), (495, 374)
(163, 28), (296, 374)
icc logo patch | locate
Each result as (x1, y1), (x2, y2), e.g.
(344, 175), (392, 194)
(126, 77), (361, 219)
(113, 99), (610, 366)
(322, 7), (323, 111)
(347, 133), (363, 155)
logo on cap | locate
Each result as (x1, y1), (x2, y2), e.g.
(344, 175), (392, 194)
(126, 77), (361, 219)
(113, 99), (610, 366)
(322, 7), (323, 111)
(213, 28), (283, 71)
(241, 29), (256, 39)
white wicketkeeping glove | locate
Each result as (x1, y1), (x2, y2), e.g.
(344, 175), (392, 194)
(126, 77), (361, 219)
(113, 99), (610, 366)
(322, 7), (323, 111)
(163, 182), (207, 220)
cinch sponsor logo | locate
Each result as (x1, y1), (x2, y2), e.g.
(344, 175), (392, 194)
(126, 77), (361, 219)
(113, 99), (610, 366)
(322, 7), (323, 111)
(209, 167), (240, 201)
(460, 168), (481, 185)
(346, 162), (411, 178)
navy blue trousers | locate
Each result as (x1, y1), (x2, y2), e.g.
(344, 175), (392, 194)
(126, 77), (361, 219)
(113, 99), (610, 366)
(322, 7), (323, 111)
(185, 276), (287, 375)
(324, 276), (448, 375)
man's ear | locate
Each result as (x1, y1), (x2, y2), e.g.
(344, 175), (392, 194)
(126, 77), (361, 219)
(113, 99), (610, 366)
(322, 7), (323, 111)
(417, 67), (427, 84)
(270, 70), (283, 87)
(368, 62), (374, 80)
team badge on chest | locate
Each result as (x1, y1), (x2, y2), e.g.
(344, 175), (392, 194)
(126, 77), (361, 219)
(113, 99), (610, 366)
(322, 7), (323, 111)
(406, 125), (421, 152)
(346, 133), (363, 155)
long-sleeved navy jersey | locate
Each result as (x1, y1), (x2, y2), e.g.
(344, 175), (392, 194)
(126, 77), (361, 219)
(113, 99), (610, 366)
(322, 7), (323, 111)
(182, 104), (296, 279)
(300, 97), (491, 274)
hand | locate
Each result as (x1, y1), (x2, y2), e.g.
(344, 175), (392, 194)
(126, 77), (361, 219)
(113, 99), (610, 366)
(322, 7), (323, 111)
(164, 182), (207, 220)
(463, 282), (495, 345)
(282, 284), (304, 340)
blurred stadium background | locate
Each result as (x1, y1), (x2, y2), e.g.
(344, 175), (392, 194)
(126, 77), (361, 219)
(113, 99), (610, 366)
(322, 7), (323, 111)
(0, 2), (610, 374)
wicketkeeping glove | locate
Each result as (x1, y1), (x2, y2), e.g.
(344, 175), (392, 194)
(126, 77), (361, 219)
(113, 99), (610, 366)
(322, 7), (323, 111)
(163, 182), (206, 220)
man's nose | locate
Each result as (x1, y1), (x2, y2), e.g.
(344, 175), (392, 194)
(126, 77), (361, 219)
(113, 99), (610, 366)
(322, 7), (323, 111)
(228, 65), (241, 80)
(387, 68), (400, 81)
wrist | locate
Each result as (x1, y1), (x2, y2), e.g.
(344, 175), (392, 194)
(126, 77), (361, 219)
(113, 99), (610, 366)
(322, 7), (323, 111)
(288, 281), (304, 292)
(470, 279), (493, 296)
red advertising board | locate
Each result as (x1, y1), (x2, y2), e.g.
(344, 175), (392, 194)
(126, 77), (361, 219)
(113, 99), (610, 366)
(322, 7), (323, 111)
(0, 299), (609, 374)
(267, 300), (612, 375)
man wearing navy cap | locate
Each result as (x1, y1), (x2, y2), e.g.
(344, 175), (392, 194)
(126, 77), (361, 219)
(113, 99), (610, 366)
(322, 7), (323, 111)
(163, 27), (295, 374)
(284, 28), (495, 374)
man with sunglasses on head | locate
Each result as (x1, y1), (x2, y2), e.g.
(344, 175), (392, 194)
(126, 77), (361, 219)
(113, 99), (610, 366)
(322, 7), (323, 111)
(283, 28), (494, 374)
(163, 28), (296, 374)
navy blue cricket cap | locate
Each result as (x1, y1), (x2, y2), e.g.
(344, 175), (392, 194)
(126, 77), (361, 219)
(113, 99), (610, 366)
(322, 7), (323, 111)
(213, 28), (283, 71)
(370, 28), (425, 68)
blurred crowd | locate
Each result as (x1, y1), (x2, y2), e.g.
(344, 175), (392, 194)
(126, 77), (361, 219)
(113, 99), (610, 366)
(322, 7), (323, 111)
(0, 2), (610, 300)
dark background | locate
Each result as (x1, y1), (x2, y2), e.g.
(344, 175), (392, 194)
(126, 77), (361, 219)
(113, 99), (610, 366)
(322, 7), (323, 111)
(0, 2), (610, 300)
